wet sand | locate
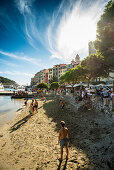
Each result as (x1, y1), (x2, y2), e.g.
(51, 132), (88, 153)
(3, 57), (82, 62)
(0, 97), (113, 170)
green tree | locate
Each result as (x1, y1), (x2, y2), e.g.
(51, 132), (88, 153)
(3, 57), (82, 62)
(37, 83), (48, 89)
(0, 76), (17, 85)
(73, 65), (86, 83)
(59, 65), (85, 85)
(50, 82), (59, 90)
(49, 76), (58, 84)
(94, 0), (114, 75)
(81, 54), (108, 86)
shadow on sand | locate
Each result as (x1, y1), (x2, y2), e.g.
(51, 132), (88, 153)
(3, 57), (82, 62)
(9, 114), (31, 133)
(43, 97), (113, 169)
(57, 158), (68, 170)
(9, 105), (44, 133)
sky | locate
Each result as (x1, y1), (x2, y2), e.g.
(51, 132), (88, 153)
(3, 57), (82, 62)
(0, 0), (110, 85)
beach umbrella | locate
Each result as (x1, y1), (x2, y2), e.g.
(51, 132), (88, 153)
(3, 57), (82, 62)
(106, 84), (113, 87)
(66, 85), (72, 88)
(96, 84), (105, 87)
(73, 84), (80, 87)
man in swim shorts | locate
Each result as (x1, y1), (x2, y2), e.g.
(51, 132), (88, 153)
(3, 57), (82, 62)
(58, 121), (69, 161)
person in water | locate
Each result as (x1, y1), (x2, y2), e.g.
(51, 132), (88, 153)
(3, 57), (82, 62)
(58, 121), (69, 161)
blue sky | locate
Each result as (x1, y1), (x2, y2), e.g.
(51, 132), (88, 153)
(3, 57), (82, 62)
(0, 0), (109, 85)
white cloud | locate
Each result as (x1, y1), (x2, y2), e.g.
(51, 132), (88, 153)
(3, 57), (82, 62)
(0, 59), (18, 67)
(0, 70), (34, 77)
(47, 0), (108, 62)
(0, 50), (40, 66)
(15, 0), (43, 49)
(15, 0), (109, 63)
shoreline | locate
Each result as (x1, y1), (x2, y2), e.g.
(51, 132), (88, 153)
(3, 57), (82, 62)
(0, 96), (24, 127)
(0, 97), (114, 169)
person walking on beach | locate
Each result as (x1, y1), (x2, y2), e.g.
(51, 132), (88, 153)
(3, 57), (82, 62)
(43, 97), (46, 103)
(58, 121), (69, 161)
(34, 99), (38, 112)
(29, 100), (34, 116)
(59, 100), (64, 111)
(24, 99), (28, 107)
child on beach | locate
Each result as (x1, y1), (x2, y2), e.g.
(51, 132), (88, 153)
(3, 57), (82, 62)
(59, 100), (64, 111)
(34, 99), (38, 112)
(24, 99), (28, 107)
(29, 100), (34, 115)
(58, 121), (69, 161)
(43, 97), (46, 103)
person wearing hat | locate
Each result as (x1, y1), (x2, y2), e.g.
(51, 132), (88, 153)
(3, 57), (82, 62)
(58, 121), (69, 161)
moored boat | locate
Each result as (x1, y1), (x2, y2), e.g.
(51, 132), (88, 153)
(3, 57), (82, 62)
(11, 93), (34, 99)
(0, 82), (4, 91)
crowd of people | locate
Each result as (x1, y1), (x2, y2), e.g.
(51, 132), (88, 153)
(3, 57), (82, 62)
(68, 86), (114, 110)
(22, 86), (113, 161)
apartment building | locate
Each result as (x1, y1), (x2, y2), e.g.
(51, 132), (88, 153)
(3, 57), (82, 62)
(31, 54), (81, 85)
(58, 64), (67, 78)
(48, 68), (53, 82)
(53, 65), (59, 78)
(43, 69), (48, 84)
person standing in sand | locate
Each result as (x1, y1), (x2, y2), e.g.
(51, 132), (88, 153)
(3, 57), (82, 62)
(59, 100), (64, 111)
(34, 99), (38, 112)
(24, 99), (28, 107)
(29, 100), (34, 115)
(58, 121), (69, 161)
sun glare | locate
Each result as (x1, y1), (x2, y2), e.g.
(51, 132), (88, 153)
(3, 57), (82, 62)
(56, 6), (97, 59)
(48, 0), (105, 61)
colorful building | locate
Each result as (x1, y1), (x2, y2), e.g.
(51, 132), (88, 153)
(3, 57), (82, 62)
(43, 69), (48, 84)
(48, 68), (53, 82)
(31, 54), (81, 85)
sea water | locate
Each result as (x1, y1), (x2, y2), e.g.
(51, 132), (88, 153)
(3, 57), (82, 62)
(0, 95), (24, 127)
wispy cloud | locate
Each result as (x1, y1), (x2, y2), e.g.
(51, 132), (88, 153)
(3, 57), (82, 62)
(46, 0), (109, 61)
(15, 0), (109, 62)
(15, 0), (44, 49)
(0, 59), (18, 67)
(0, 71), (33, 77)
(0, 50), (40, 66)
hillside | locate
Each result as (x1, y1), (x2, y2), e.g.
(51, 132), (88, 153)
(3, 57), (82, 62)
(0, 76), (16, 85)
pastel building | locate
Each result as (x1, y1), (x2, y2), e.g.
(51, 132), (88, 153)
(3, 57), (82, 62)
(48, 68), (53, 82)
(43, 69), (48, 84)
(31, 54), (81, 85)
(58, 64), (67, 78)
(53, 65), (59, 79)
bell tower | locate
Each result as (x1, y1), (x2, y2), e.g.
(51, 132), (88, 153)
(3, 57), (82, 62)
(75, 54), (80, 63)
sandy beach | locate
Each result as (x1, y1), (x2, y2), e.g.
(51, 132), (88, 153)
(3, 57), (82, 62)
(0, 96), (114, 170)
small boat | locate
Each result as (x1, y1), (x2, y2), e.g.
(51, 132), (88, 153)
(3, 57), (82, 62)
(11, 94), (34, 99)
(17, 85), (25, 91)
(0, 82), (4, 91)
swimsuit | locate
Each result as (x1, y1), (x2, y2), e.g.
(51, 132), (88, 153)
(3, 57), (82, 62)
(60, 138), (68, 147)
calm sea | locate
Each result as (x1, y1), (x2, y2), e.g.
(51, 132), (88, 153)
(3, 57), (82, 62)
(0, 94), (24, 127)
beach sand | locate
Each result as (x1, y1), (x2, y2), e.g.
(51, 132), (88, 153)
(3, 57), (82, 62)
(0, 97), (113, 170)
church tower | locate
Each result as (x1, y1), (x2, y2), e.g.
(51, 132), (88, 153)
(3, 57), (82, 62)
(75, 54), (80, 63)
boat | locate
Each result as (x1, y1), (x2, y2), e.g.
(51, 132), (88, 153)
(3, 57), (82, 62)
(17, 85), (25, 91)
(11, 93), (34, 99)
(0, 82), (4, 91)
